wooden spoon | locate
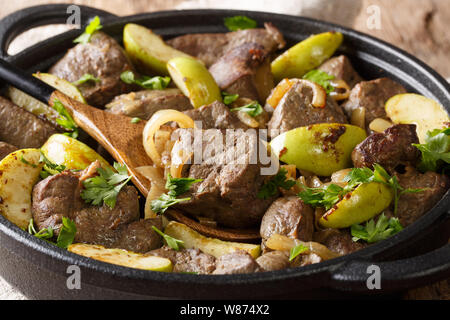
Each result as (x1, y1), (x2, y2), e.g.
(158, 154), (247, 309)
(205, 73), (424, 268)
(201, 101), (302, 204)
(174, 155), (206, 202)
(0, 59), (260, 242)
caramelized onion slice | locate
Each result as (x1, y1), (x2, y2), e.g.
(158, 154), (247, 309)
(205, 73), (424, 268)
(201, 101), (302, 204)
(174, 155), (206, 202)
(329, 79), (350, 101)
(136, 166), (166, 219)
(369, 118), (393, 133)
(265, 234), (341, 261)
(299, 79), (327, 108)
(351, 107), (366, 129)
(143, 110), (195, 168)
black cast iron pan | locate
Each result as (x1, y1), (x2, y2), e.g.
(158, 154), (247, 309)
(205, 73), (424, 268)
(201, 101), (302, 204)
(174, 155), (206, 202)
(0, 4), (449, 300)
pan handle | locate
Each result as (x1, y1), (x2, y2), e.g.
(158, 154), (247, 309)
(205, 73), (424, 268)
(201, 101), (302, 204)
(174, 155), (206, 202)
(0, 4), (117, 58)
(330, 237), (450, 293)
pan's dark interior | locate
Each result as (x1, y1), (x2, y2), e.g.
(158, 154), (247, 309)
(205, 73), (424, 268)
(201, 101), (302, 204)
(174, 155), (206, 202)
(0, 8), (449, 299)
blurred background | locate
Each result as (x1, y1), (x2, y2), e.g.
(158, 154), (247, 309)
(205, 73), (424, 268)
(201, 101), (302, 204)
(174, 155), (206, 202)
(1, 0), (450, 78)
(0, 0), (449, 300)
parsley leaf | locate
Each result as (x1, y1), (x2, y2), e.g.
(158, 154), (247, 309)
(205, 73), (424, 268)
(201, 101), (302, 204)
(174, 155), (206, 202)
(303, 69), (335, 94)
(152, 226), (184, 251)
(151, 174), (203, 214)
(289, 243), (308, 261)
(56, 217), (77, 249)
(120, 71), (171, 90)
(351, 213), (403, 243)
(298, 183), (348, 210)
(130, 117), (142, 124)
(224, 16), (258, 31)
(81, 162), (132, 209)
(74, 16), (102, 44)
(52, 99), (79, 139)
(231, 101), (263, 117)
(222, 92), (239, 105)
(258, 168), (296, 199)
(28, 219), (54, 241)
(413, 127), (450, 172)
(72, 73), (101, 86)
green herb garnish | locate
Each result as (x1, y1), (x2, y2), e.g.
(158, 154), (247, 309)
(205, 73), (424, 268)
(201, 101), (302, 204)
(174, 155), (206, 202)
(351, 213), (403, 243)
(289, 243), (308, 261)
(56, 217), (77, 249)
(303, 69), (335, 94)
(72, 73), (101, 86)
(413, 127), (450, 172)
(81, 162), (132, 209)
(74, 16), (102, 44)
(224, 16), (258, 31)
(131, 117), (142, 124)
(52, 99), (79, 139)
(298, 164), (425, 215)
(231, 101), (263, 118)
(151, 174), (203, 214)
(222, 92), (239, 105)
(257, 168), (296, 199)
(120, 71), (171, 90)
(152, 226), (184, 251)
(28, 219), (54, 241)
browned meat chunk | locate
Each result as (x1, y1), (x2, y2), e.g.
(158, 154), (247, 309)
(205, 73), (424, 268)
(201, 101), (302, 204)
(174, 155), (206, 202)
(32, 165), (162, 253)
(256, 250), (290, 272)
(167, 23), (286, 68)
(209, 42), (274, 103)
(0, 96), (58, 149)
(0, 142), (17, 161)
(318, 55), (363, 88)
(213, 250), (260, 274)
(106, 89), (192, 120)
(267, 80), (348, 138)
(148, 246), (216, 274)
(50, 32), (135, 107)
(352, 124), (421, 172)
(183, 101), (247, 130)
(174, 129), (274, 228)
(389, 167), (449, 226)
(342, 78), (407, 130)
(260, 196), (314, 244)
(314, 229), (366, 255)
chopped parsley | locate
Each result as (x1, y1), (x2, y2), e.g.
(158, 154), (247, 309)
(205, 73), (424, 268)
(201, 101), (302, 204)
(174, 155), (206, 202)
(298, 164), (424, 215)
(289, 243), (308, 261)
(222, 92), (239, 105)
(120, 71), (171, 90)
(72, 73), (101, 86)
(413, 127), (450, 172)
(231, 101), (263, 118)
(52, 99), (79, 139)
(130, 117), (142, 124)
(28, 217), (77, 249)
(351, 213), (403, 243)
(74, 16), (102, 44)
(224, 16), (258, 31)
(303, 69), (335, 94)
(152, 226), (184, 251)
(81, 162), (132, 209)
(257, 168), (296, 199)
(151, 174), (203, 214)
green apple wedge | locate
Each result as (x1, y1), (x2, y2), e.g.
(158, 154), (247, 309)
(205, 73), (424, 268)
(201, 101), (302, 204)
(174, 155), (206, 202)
(7, 73), (85, 129)
(123, 23), (192, 75)
(0, 149), (43, 229)
(167, 56), (223, 108)
(385, 93), (450, 143)
(270, 123), (367, 176)
(319, 182), (394, 229)
(271, 32), (344, 83)
(41, 134), (112, 171)
(68, 243), (173, 272)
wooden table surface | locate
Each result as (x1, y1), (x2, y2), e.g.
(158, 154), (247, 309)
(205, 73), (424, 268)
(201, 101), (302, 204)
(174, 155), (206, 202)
(0, 0), (449, 300)
(2, 0), (450, 78)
